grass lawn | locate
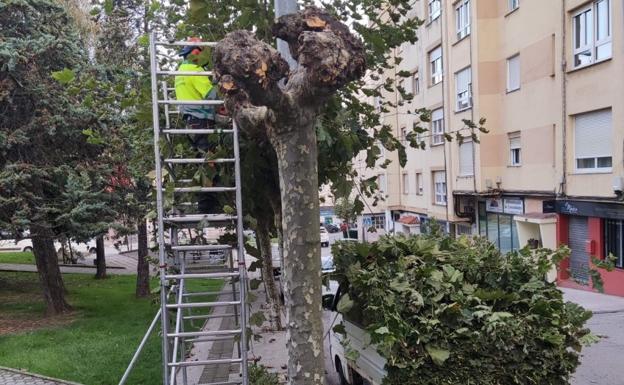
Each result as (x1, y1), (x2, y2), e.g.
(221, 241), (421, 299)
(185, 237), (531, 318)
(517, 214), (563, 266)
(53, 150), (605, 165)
(0, 251), (35, 264)
(0, 272), (222, 385)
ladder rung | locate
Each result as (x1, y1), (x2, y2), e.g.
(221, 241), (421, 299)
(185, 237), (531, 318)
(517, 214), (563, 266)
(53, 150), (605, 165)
(183, 290), (237, 297)
(166, 301), (241, 309)
(188, 336), (238, 343)
(163, 214), (237, 223)
(164, 158), (235, 164)
(156, 41), (218, 47)
(157, 70), (215, 76)
(168, 358), (242, 367)
(168, 329), (241, 338)
(172, 245), (232, 251)
(165, 272), (238, 280)
(200, 381), (243, 385)
(168, 187), (237, 193)
(183, 313), (237, 320)
(163, 129), (234, 135)
(158, 100), (224, 106)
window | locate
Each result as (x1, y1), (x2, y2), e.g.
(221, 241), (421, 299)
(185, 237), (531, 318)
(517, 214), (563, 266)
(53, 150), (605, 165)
(402, 173), (410, 194)
(574, 109), (612, 171)
(455, 67), (472, 110)
(374, 96), (382, 112)
(429, 46), (443, 85)
(400, 126), (407, 142)
(431, 108), (444, 145)
(378, 173), (387, 193)
(509, 0), (519, 11)
(456, 223), (472, 236)
(433, 171), (447, 205)
(413, 73), (420, 95)
(369, 214), (386, 230)
(459, 140), (474, 176)
(507, 54), (520, 92)
(428, 0), (441, 21)
(413, 122), (424, 145)
(573, 0), (612, 68)
(509, 132), (521, 166)
(397, 79), (405, 102)
(415, 173), (423, 195)
(605, 219), (623, 268)
(456, 0), (471, 39)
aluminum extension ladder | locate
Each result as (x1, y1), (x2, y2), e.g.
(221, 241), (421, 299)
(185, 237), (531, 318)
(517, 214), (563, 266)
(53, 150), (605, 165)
(149, 33), (249, 385)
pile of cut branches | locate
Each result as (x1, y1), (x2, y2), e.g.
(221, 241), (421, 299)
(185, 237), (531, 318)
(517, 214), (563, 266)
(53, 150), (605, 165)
(331, 229), (594, 385)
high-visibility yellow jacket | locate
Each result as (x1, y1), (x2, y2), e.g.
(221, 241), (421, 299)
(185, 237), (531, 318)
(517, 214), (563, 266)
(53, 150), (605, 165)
(175, 61), (216, 119)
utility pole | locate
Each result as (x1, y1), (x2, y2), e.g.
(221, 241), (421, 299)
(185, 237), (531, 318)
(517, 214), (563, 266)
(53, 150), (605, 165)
(274, 0), (298, 70)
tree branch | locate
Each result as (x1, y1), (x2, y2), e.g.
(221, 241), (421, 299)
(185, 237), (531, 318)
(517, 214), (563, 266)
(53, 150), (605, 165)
(214, 31), (289, 112)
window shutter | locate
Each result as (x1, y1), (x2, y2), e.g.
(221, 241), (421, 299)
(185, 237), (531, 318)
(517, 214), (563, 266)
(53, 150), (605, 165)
(575, 109), (612, 158)
(509, 134), (520, 149)
(459, 141), (474, 176)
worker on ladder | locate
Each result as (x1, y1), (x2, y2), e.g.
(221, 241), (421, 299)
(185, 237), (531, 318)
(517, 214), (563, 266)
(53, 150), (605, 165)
(175, 37), (221, 214)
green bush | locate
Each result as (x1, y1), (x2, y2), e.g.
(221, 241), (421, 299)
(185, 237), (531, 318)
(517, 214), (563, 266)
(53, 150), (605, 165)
(331, 231), (594, 385)
(249, 364), (279, 385)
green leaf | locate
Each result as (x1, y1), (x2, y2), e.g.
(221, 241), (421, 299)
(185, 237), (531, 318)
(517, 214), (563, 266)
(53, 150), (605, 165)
(51, 68), (75, 84)
(337, 293), (354, 314)
(249, 311), (266, 327)
(249, 278), (262, 290)
(374, 326), (390, 335)
(425, 345), (450, 366)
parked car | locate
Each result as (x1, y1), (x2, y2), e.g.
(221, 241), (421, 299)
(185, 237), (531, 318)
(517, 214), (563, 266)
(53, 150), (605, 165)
(320, 226), (330, 247)
(324, 285), (387, 385)
(0, 237), (34, 252)
(324, 223), (340, 233)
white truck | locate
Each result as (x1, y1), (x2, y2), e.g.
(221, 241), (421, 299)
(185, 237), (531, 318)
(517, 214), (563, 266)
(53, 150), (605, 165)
(324, 286), (387, 385)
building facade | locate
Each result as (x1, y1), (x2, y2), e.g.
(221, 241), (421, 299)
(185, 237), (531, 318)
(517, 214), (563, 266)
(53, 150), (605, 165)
(356, 0), (624, 295)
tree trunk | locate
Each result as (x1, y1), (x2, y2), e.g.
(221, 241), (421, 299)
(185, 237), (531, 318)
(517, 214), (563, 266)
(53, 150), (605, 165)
(256, 220), (283, 330)
(31, 224), (72, 315)
(95, 235), (107, 279)
(136, 219), (150, 297)
(272, 126), (324, 385)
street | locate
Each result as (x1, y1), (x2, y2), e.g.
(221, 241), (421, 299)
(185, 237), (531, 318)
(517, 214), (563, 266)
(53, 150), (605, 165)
(572, 311), (624, 385)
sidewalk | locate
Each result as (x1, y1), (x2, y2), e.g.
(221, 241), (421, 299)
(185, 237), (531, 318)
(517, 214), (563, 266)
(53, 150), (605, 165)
(0, 367), (81, 385)
(561, 287), (624, 314)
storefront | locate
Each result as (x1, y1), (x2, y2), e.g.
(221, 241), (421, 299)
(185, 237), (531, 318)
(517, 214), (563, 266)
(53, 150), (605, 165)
(478, 197), (524, 254)
(555, 200), (624, 296)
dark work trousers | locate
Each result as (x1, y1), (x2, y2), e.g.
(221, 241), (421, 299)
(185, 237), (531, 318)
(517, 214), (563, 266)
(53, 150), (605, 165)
(184, 115), (219, 214)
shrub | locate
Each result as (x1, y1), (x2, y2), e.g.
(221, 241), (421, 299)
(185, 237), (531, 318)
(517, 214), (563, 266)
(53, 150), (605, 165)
(331, 231), (594, 385)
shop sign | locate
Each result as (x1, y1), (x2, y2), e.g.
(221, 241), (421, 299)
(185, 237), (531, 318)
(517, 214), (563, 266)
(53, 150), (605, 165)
(503, 198), (524, 215)
(486, 198), (524, 215)
(485, 198), (504, 213)
(556, 200), (624, 220)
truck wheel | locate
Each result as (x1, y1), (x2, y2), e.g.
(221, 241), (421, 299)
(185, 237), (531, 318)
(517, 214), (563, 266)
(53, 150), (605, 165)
(23, 246), (33, 252)
(335, 357), (348, 385)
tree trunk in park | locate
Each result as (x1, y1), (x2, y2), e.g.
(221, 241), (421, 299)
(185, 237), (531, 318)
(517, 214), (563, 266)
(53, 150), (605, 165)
(256, 219), (283, 330)
(136, 219), (151, 298)
(214, 8), (366, 385)
(95, 235), (107, 279)
(31, 224), (72, 315)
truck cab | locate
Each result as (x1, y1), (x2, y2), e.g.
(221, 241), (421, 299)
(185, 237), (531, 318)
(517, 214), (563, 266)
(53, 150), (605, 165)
(324, 285), (387, 385)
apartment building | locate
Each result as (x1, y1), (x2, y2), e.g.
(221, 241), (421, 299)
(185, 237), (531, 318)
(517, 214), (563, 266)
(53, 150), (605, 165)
(356, 0), (624, 295)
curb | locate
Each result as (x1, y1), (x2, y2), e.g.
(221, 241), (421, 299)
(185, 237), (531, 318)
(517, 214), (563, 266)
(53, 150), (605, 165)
(0, 366), (83, 385)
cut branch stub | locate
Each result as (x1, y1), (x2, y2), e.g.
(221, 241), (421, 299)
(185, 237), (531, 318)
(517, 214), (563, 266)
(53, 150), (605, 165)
(213, 30), (289, 109)
(273, 6), (366, 96)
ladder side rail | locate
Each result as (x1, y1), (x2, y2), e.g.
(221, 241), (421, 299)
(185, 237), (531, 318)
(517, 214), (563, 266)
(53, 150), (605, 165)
(149, 32), (171, 385)
(169, 264), (186, 385)
(233, 121), (249, 385)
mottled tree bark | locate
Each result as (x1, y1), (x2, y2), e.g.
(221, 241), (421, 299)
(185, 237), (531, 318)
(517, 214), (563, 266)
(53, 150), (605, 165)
(214, 8), (365, 385)
(256, 219), (283, 330)
(136, 219), (150, 297)
(31, 223), (72, 315)
(95, 235), (107, 279)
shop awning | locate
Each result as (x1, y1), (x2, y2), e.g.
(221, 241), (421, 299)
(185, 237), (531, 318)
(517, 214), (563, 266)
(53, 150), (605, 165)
(398, 215), (420, 226)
